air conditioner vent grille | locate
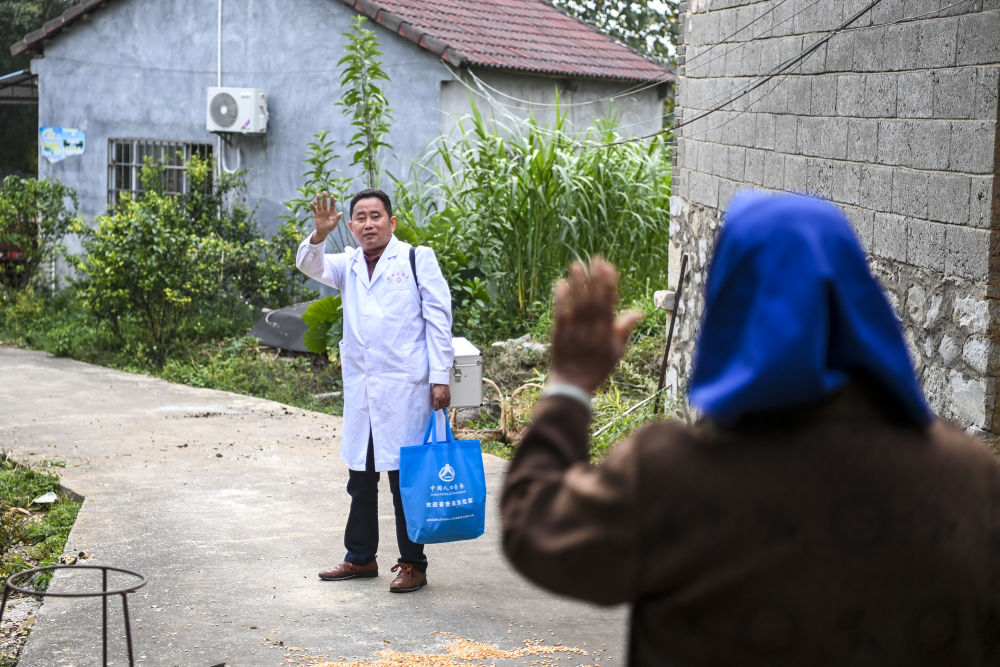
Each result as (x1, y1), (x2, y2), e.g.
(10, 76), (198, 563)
(209, 92), (239, 129)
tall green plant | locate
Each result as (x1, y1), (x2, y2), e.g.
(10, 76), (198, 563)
(281, 130), (353, 267)
(338, 15), (393, 189)
(0, 175), (79, 290)
(395, 103), (672, 342)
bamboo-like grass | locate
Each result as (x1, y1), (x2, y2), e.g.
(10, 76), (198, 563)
(396, 105), (673, 341)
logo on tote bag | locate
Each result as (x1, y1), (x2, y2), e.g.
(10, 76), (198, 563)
(438, 464), (456, 483)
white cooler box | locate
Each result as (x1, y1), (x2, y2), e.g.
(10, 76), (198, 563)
(449, 337), (482, 408)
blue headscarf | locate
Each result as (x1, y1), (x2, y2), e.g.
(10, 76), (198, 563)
(688, 190), (932, 425)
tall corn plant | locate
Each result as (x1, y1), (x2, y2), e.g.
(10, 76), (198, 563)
(397, 103), (671, 340)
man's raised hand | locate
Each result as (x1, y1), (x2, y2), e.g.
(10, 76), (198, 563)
(309, 191), (343, 244)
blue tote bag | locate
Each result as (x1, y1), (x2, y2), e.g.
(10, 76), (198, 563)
(399, 410), (486, 544)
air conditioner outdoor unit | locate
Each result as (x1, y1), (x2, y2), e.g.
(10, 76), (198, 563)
(206, 87), (268, 133)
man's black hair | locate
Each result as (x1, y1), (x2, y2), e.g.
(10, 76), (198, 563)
(349, 188), (393, 220)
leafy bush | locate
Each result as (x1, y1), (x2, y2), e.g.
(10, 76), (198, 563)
(0, 175), (79, 290)
(71, 154), (297, 365)
(301, 296), (343, 358)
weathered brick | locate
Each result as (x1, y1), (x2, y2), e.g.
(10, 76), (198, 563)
(907, 218), (946, 271)
(717, 112), (740, 146)
(892, 169), (929, 219)
(758, 37), (783, 79)
(737, 112), (756, 147)
(718, 177), (743, 210)
(689, 169), (719, 208)
(896, 71), (935, 119)
(806, 158), (836, 199)
(941, 0), (987, 16)
(969, 176), (995, 229)
(798, 41), (828, 76)
(873, 212), (908, 262)
(859, 163), (895, 213)
(769, 0), (798, 37)
(933, 67), (977, 119)
(773, 115), (798, 152)
(918, 18), (959, 69)
(927, 172), (972, 225)
(870, 0), (910, 24)
(841, 0), (875, 26)
(824, 29), (855, 72)
(688, 10), (716, 46)
(956, 11), (1000, 66)
(831, 160), (863, 206)
(836, 74), (867, 117)
(727, 145), (747, 181)
(843, 205), (876, 253)
(784, 76), (812, 115)
(717, 8), (738, 44)
(863, 74), (898, 118)
(877, 120), (914, 167)
(853, 27), (895, 72)
(951, 121), (997, 174)
(847, 118), (879, 162)
(798, 116), (848, 159)
(745, 148), (765, 185)
(793, 0), (833, 34)
(756, 112), (776, 150)
(784, 155), (808, 193)
(973, 66), (999, 120)
(945, 226), (990, 280)
(810, 75), (838, 117)
(909, 120), (953, 171)
(778, 34), (805, 68)
(884, 23), (920, 71)
(762, 150), (785, 189)
(700, 142), (721, 177)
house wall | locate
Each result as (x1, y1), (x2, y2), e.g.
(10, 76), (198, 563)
(439, 68), (667, 140)
(669, 0), (1000, 436)
(34, 0), (451, 250)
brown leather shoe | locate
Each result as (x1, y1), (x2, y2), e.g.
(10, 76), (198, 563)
(389, 563), (427, 593)
(318, 560), (378, 581)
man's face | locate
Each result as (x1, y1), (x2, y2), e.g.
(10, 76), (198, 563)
(348, 197), (396, 254)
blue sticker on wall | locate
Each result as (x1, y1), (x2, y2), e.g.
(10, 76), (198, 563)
(40, 127), (86, 163)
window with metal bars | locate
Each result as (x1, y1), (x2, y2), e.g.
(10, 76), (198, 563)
(107, 139), (213, 206)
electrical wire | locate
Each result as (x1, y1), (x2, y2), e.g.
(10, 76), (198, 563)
(588, 0), (885, 148)
(684, 0), (814, 77)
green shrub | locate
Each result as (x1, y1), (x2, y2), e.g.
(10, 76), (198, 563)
(0, 175), (79, 290)
(71, 154), (297, 365)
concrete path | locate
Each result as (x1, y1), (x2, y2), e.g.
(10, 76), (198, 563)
(0, 347), (627, 666)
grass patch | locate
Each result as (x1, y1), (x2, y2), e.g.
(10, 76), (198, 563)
(0, 454), (82, 666)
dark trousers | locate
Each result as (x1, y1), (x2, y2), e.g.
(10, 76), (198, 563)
(344, 432), (427, 572)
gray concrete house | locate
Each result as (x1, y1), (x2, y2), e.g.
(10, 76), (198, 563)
(10, 0), (672, 249)
(668, 1), (999, 438)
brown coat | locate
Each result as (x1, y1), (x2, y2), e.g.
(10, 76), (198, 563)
(501, 386), (1000, 666)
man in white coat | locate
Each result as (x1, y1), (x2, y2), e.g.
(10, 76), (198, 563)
(296, 188), (454, 593)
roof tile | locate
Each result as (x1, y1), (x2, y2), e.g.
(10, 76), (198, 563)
(12, 0), (672, 83)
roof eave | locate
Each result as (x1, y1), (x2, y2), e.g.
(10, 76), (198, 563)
(467, 61), (675, 85)
(335, 0), (471, 68)
(10, 0), (111, 56)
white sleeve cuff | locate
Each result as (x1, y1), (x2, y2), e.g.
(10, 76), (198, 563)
(541, 382), (593, 415)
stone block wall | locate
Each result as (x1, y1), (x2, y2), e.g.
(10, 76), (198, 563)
(669, 0), (1000, 435)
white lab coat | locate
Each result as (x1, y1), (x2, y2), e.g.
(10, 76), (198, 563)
(296, 234), (454, 471)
